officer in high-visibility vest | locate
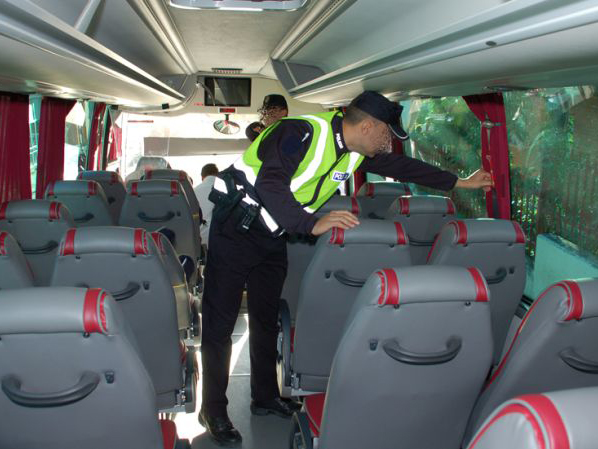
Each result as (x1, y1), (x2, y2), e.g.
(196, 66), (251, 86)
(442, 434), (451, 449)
(199, 91), (492, 446)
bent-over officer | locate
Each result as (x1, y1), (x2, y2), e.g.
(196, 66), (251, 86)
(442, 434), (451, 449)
(199, 91), (493, 446)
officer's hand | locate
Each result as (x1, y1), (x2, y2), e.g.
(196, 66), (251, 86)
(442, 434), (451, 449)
(455, 169), (494, 192)
(311, 210), (360, 236)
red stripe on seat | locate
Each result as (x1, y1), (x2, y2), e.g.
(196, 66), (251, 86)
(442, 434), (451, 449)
(87, 181), (97, 196)
(145, 169), (153, 179)
(0, 232), (7, 255)
(305, 393), (326, 437)
(151, 232), (165, 254)
(49, 202), (61, 221)
(380, 269), (399, 306)
(131, 182), (138, 196)
(47, 182), (55, 197)
(376, 271), (386, 305)
(160, 419), (178, 449)
(562, 280), (584, 321)
(83, 289), (103, 333)
(171, 181), (179, 195)
(329, 227), (345, 245)
(110, 172), (118, 185)
(366, 183), (374, 197)
(426, 234), (440, 263)
(62, 229), (77, 256)
(450, 220), (468, 244)
(0, 202), (8, 220)
(98, 291), (107, 332)
(446, 198), (455, 215)
(134, 229), (149, 255)
(399, 197), (410, 215)
(467, 267), (489, 302)
(179, 171), (187, 182)
(513, 221), (526, 244)
(351, 197), (359, 215)
(394, 222), (407, 245)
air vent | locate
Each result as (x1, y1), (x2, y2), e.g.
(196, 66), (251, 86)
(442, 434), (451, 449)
(211, 68), (243, 75)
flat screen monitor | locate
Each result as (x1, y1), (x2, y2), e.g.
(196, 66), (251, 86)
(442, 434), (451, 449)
(204, 77), (251, 107)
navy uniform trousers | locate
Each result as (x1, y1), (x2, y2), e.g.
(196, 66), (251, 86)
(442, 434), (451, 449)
(201, 209), (287, 418)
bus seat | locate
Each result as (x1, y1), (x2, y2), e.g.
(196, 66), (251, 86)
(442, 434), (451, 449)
(119, 180), (201, 268)
(355, 181), (412, 197)
(77, 170), (126, 222)
(314, 195), (360, 217)
(150, 231), (200, 342)
(0, 200), (74, 286)
(354, 182), (412, 219)
(466, 387), (598, 449)
(45, 180), (114, 227)
(384, 195), (457, 264)
(0, 231), (34, 288)
(0, 287), (188, 449)
(292, 265), (493, 449)
(50, 226), (197, 412)
(427, 219), (526, 365)
(464, 278), (598, 445)
(280, 220), (412, 396)
(144, 169), (203, 229)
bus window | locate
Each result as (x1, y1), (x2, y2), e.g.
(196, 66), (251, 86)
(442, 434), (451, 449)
(28, 95), (41, 197)
(63, 101), (89, 181)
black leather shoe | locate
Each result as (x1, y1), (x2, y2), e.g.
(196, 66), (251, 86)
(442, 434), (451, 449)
(198, 409), (242, 447)
(250, 397), (302, 418)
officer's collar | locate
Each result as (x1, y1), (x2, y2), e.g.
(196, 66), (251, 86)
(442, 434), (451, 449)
(332, 114), (349, 155)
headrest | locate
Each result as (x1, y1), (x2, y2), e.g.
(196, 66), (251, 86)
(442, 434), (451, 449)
(388, 195), (455, 215)
(326, 219), (408, 246)
(0, 232), (20, 257)
(536, 278), (598, 321)
(0, 287), (116, 335)
(360, 265), (489, 307)
(150, 231), (167, 255)
(317, 196), (360, 215)
(440, 219), (526, 245)
(127, 180), (183, 197)
(78, 170), (123, 185)
(357, 182), (411, 197)
(0, 200), (73, 223)
(144, 169), (190, 183)
(59, 226), (157, 257)
(45, 180), (106, 199)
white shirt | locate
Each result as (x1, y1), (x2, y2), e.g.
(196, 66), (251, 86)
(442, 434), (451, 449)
(194, 175), (216, 246)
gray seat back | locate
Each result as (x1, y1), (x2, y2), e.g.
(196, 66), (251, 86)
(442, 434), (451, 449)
(293, 220), (412, 392)
(50, 226), (182, 408)
(77, 170), (126, 222)
(466, 387), (598, 449)
(465, 278), (598, 444)
(355, 181), (412, 197)
(319, 265), (493, 449)
(0, 200), (74, 286)
(45, 180), (114, 227)
(385, 195), (457, 264)
(282, 234), (319, 322)
(314, 195), (360, 217)
(0, 231), (34, 289)
(150, 231), (192, 332)
(0, 287), (164, 449)
(119, 180), (201, 262)
(144, 169), (202, 227)
(355, 182), (412, 219)
(428, 219), (526, 364)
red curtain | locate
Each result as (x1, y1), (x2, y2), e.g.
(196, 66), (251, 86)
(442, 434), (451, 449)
(0, 92), (32, 202)
(88, 103), (106, 170)
(107, 123), (122, 162)
(352, 171), (366, 196)
(464, 93), (511, 219)
(36, 97), (76, 199)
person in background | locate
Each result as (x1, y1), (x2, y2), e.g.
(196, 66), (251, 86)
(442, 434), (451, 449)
(245, 121), (265, 142)
(258, 94), (288, 127)
(194, 163), (219, 247)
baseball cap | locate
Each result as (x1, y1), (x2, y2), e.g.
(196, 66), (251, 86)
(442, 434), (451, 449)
(349, 91), (409, 140)
(261, 94), (288, 110)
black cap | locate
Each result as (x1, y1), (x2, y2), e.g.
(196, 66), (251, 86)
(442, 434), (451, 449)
(245, 122), (264, 142)
(261, 94), (288, 110)
(349, 91), (409, 140)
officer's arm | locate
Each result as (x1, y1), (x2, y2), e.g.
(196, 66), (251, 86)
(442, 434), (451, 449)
(254, 121), (319, 235)
(360, 152), (458, 190)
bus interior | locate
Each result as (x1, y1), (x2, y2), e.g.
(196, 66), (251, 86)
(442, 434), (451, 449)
(1, 0), (598, 448)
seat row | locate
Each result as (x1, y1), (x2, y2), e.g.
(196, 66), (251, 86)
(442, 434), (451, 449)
(289, 266), (598, 449)
(0, 227), (199, 413)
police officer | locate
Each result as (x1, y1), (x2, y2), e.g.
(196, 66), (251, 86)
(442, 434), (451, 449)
(199, 91), (492, 446)
(259, 93), (288, 127)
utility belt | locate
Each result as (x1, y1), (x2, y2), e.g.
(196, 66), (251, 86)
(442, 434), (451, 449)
(209, 172), (285, 237)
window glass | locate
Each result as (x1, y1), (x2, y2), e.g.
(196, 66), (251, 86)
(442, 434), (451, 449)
(504, 86), (598, 260)
(28, 95), (42, 197)
(63, 101), (89, 180)
(406, 97), (486, 218)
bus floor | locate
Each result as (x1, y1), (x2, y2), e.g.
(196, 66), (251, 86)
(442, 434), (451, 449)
(175, 312), (293, 448)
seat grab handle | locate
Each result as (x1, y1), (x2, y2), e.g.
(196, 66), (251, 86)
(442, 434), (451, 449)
(485, 267), (507, 285)
(74, 213), (94, 223)
(2, 371), (100, 408)
(560, 348), (598, 374)
(382, 337), (462, 365)
(111, 282), (141, 301)
(332, 270), (366, 287)
(21, 240), (58, 255)
(138, 211), (175, 222)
